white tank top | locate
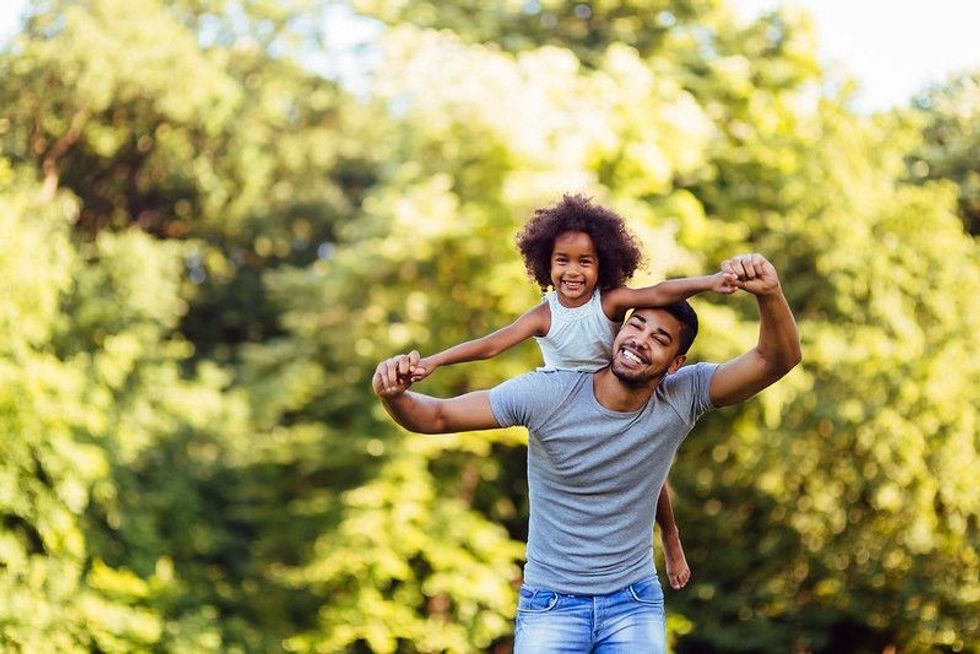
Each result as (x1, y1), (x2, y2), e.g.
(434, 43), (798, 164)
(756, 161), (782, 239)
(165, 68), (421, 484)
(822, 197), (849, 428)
(534, 290), (620, 371)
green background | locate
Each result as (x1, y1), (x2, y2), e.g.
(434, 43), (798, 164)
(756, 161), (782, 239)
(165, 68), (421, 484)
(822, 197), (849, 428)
(0, 1), (976, 651)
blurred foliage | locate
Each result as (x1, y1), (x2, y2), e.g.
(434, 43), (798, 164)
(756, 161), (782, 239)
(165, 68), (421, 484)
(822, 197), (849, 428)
(911, 71), (980, 235)
(0, 0), (977, 652)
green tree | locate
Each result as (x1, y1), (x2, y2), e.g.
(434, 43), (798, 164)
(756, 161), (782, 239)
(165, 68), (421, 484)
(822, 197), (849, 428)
(671, 104), (979, 652)
(0, 161), (227, 652)
(308, 4), (979, 651)
(910, 70), (980, 235)
(354, 0), (729, 67)
(2, 0), (976, 651)
(0, 0), (371, 359)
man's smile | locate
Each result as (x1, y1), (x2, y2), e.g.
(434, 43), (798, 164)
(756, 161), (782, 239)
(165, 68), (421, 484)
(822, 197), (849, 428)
(618, 343), (648, 365)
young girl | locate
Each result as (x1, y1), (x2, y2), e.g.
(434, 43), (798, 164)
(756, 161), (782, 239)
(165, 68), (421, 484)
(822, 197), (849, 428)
(411, 194), (736, 589)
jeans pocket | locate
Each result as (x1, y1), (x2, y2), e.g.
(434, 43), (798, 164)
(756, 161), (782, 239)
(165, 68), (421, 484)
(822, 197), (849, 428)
(517, 586), (561, 613)
(628, 577), (664, 607)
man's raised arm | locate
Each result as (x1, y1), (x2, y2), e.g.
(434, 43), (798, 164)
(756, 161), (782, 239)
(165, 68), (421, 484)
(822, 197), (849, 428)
(709, 253), (802, 407)
(373, 350), (501, 433)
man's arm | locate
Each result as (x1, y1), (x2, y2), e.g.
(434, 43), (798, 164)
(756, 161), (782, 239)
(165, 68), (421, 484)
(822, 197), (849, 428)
(373, 351), (501, 433)
(709, 254), (802, 407)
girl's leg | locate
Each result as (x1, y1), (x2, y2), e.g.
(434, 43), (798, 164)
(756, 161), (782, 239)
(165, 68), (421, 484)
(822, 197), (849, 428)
(656, 481), (691, 589)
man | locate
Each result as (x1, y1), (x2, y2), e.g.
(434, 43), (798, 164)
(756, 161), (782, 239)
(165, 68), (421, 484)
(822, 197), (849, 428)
(373, 253), (801, 652)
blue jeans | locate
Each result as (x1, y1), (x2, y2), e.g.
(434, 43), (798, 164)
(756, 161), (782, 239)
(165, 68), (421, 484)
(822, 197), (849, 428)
(513, 576), (666, 653)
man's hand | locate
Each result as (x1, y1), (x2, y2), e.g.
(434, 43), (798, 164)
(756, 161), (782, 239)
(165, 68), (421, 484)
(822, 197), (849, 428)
(373, 350), (421, 397)
(371, 350), (500, 434)
(722, 253), (781, 296)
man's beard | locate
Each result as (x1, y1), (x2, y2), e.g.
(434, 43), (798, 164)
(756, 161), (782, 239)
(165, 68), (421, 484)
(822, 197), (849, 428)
(610, 359), (669, 388)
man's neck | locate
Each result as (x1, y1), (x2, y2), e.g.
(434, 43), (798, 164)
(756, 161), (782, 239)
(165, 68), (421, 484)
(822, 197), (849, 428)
(592, 367), (661, 413)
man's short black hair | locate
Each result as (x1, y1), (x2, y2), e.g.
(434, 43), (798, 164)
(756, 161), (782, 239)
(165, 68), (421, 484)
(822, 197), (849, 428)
(661, 300), (699, 355)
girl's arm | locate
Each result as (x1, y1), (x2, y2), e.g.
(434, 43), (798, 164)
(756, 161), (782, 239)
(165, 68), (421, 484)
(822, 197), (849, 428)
(373, 351), (500, 433)
(411, 303), (550, 381)
(601, 272), (737, 322)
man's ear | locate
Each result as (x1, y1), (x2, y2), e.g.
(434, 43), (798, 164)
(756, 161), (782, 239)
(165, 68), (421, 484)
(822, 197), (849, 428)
(667, 355), (686, 374)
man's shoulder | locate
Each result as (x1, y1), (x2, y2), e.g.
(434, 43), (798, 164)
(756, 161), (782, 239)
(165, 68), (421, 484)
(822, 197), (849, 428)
(671, 361), (716, 379)
(657, 361), (720, 422)
(657, 361), (718, 402)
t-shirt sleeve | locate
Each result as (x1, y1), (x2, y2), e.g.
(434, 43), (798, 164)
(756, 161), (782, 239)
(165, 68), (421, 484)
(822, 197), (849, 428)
(663, 362), (719, 426)
(488, 371), (557, 430)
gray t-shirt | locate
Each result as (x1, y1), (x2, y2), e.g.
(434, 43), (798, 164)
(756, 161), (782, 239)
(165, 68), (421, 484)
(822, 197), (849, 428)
(489, 363), (718, 594)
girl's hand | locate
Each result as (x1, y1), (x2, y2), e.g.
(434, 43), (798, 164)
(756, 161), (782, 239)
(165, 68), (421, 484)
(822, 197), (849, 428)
(710, 271), (740, 295)
(409, 356), (438, 382)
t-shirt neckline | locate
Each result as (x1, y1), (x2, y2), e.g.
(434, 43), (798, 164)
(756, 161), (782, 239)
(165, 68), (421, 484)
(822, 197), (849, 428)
(586, 372), (650, 418)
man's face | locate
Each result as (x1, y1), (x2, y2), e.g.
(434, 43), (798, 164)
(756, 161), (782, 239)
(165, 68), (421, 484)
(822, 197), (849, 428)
(610, 308), (687, 387)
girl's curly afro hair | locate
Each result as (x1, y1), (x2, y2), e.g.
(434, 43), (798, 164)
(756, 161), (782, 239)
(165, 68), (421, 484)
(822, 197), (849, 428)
(516, 194), (644, 292)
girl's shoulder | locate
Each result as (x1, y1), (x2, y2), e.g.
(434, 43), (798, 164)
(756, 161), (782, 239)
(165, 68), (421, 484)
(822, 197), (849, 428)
(521, 300), (552, 337)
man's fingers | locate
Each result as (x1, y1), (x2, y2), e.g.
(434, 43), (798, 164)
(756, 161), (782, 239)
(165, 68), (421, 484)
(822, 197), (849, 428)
(373, 362), (390, 394)
(384, 355), (402, 393)
(373, 353), (426, 396)
(381, 359), (396, 392)
(724, 253), (772, 281)
(748, 255), (775, 283)
(728, 258), (748, 280)
(721, 253), (781, 296)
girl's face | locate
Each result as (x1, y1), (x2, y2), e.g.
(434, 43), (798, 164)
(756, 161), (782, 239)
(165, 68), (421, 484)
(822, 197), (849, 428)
(550, 231), (599, 307)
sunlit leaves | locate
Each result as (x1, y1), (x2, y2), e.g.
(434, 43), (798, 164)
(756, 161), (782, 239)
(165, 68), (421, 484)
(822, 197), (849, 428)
(0, 0), (977, 651)
(912, 70), (980, 234)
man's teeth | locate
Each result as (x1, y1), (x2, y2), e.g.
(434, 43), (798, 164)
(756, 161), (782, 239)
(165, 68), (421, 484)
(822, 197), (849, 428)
(622, 349), (642, 364)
